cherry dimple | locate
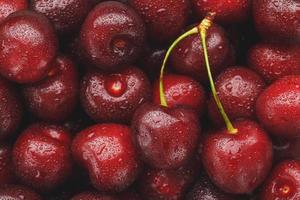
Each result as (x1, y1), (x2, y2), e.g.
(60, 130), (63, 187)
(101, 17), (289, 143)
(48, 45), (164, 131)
(104, 75), (127, 97)
(274, 179), (296, 198)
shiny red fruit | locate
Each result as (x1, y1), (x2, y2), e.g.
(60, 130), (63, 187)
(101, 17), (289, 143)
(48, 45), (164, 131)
(0, 10), (58, 83)
(72, 124), (140, 192)
(13, 124), (73, 192)
(202, 120), (273, 194)
(0, 144), (15, 184)
(0, 0), (28, 23)
(0, 185), (41, 200)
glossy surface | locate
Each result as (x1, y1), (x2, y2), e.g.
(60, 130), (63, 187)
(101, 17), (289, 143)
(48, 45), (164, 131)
(208, 67), (265, 127)
(153, 74), (206, 115)
(72, 124), (140, 192)
(13, 124), (73, 191)
(0, 10), (58, 83)
(248, 43), (300, 83)
(80, 67), (151, 123)
(0, 144), (14, 184)
(202, 120), (273, 194)
(132, 103), (201, 169)
(22, 56), (79, 122)
(0, 185), (41, 200)
(129, 0), (190, 43)
(80, 1), (146, 71)
(0, 0), (28, 23)
(253, 0), (300, 43)
(256, 76), (300, 138)
(260, 160), (300, 200)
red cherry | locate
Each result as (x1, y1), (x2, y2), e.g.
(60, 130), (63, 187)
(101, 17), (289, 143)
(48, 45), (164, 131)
(0, 144), (15, 184)
(273, 137), (300, 162)
(72, 124), (140, 192)
(13, 124), (73, 192)
(202, 120), (273, 194)
(256, 76), (300, 138)
(0, 10), (58, 83)
(0, 0), (28, 23)
(104, 75), (127, 97)
(71, 192), (117, 200)
(0, 185), (41, 200)
(260, 160), (300, 200)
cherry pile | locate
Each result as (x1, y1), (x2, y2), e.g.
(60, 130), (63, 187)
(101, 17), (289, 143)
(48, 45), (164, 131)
(0, 0), (299, 200)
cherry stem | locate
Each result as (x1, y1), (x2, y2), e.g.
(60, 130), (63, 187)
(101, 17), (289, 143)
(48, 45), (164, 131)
(198, 13), (237, 134)
(159, 27), (198, 107)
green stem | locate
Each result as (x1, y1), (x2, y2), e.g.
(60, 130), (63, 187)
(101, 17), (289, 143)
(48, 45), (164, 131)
(159, 27), (198, 107)
(198, 14), (237, 134)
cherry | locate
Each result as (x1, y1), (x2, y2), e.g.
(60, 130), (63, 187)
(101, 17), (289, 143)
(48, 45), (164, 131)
(129, 0), (190, 43)
(208, 67), (266, 127)
(170, 24), (232, 84)
(0, 0), (28, 23)
(260, 160), (300, 200)
(31, 0), (92, 35)
(13, 123), (73, 192)
(0, 144), (15, 184)
(132, 103), (201, 169)
(0, 10), (58, 83)
(0, 185), (42, 200)
(80, 66), (151, 123)
(256, 75), (300, 138)
(248, 43), (300, 83)
(273, 137), (300, 162)
(153, 74), (206, 115)
(72, 124), (140, 192)
(253, 0), (300, 43)
(22, 56), (79, 123)
(71, 192), (117, 200)
(80, 1), (146, 71)
(202, 120), (273, 194)
(192, 0), (251, 24)
(0, 77), (23, 140)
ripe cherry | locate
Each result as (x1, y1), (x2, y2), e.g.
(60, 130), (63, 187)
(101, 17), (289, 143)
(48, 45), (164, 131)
(0, 185), (42, 200)
(71, 192), (117, 200)
(0, 0), (28, 23)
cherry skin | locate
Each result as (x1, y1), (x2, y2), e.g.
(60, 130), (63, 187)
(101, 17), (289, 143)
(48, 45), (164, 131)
(132, 103), (201, 169)
(202, 120), (273, 194)
(192, 0), (251, 24)
(0, 185), (42, 200)
(256, 76), (300, 138)
(71, 192), (117, 200)
(0, 144), (15, 184)
(273, 137), (300, 162)
(31, 0), (92, 35)
(260, 160), (300, 200)
(0, 10), (58, 83)
(0, 78), (23, 140)
(170, 24), (232, 84)
(253, 0), (300, 43)
(129, 0), (190, 43)
(0, 0), (28, 23)
(80, 1), (146, 71)
(153, 74), (206, 115)
(13, 123), (73, 192)
(80, 67), (151, 123)
(22, 56), (79, 123)
(208, 67), (266, 127)
(72, 124), (140, 192)
(248, 43), (300, 83)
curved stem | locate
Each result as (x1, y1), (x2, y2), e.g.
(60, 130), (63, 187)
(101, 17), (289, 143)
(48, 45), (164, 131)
(198, 13), (237, 134)
(159, 27), (198, 107)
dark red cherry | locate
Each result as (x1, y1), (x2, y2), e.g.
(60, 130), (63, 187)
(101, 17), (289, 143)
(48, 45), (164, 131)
(170, 24), (232, 84)
(13, 124), (73, 192)
(72, 124), (140, 192)
(260, 160), (300, 200)
(22, 56), (79, 123)
(71, 192), (117, 200)
(253, 0), (300, 43)
(138, 162), (199, 200)
(208, 67), (265, 127)
(0, 78), (22, 140)
(129, 0), (190, 43)
(256, 76), (300, 138)
(202, 120), (273, 194)
(0, 185), (41, 200)
(0, 0), (28, 23)
(273, 137), (300, 162)
(0, 10), (58, 83)
(248, 43), (300, 83)
(186, 176), (235, 200)
(80, 1), (146, 71)
(132, 103), (201, 169)
(0, 144), (15, 184)
(80, 67), (151, 123)
(31, 0), (92, 35)
(153, 74), (206, 115)
(192, 0), (251, 24)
